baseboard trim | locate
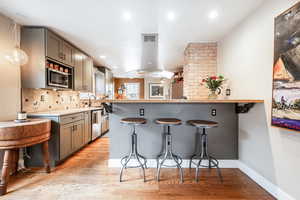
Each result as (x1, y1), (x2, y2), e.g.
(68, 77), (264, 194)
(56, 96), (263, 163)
(108, 158), (295, 200)
(108, 158), (238, 168)
(238, 161), (295, 200)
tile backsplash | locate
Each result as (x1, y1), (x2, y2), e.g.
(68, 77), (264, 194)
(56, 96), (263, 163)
(22, 88), (81, 113)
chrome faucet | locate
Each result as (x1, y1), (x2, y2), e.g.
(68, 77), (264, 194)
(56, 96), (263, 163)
(88, 94), (97, 107)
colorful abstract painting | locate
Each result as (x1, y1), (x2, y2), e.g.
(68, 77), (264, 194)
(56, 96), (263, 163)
(272, 2), (300, 131)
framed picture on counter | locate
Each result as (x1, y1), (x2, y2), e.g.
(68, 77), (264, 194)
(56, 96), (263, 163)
(149, 83), (164, 99)
(272, 2), (300, 132)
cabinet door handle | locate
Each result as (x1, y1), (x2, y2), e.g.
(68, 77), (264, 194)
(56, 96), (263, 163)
(59, 52), (63, 59)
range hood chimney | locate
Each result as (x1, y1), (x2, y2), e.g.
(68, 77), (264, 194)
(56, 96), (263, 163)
(141, 33), (159, 72)
(119, 33), (173, 79)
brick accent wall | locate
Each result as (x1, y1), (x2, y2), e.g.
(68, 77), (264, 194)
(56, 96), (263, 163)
(183, 43), (217, 99)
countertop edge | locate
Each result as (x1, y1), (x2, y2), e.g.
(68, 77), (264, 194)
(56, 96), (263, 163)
(27, 107), (103, 117)
(0, 118), (51, 128)
(100, 99), (264, 104)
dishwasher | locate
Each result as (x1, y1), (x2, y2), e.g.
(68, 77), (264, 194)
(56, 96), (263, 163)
(91, 109), (102, 141)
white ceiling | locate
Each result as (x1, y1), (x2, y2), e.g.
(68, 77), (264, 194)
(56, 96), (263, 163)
(0, 0), (266, 74)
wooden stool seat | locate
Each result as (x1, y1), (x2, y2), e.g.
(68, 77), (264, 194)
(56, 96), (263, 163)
(0, 119), (51, 195)
(187, 120), (218, 128)
(121, 118), (146, 125)
(155, 118), (182, 125)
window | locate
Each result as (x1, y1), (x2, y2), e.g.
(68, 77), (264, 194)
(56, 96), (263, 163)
(124, 83), (140, 100)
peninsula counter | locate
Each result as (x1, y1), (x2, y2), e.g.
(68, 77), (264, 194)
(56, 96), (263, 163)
(107, 99), (263, 167)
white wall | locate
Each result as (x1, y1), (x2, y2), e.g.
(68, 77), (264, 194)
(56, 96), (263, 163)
(0, 13), (21, 120)
(218, 0), (300, 199)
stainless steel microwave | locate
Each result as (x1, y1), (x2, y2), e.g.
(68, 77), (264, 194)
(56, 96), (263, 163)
(47, 68), (70, 88)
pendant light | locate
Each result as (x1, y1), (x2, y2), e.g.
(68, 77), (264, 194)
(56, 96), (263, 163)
(4, 22), (28, 65)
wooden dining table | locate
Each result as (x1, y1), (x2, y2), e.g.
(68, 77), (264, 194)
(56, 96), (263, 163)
(0, 119), (51, 195)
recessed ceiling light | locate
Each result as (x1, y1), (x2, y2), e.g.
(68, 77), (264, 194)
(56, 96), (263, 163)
(209, 10), (219, 20)
(167, 11), (175, 21)
(100, 55), (106, 59)
(122, 11), (132, 21)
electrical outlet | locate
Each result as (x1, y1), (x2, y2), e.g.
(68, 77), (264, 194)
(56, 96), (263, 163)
(139, 108), (145, 116)
(211, 109), (216, 116)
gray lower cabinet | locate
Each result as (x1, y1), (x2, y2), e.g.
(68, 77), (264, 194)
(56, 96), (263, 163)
(71, 120), (84, 152)
(25, 111), (92, 167)
(84, 111), (91, 144)
(60, 123), (73, 160)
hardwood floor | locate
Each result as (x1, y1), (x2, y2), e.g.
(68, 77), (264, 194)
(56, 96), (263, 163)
(2, 137), (275, 200)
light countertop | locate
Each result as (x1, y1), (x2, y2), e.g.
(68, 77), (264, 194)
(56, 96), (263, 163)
(28, 107), (103, 117)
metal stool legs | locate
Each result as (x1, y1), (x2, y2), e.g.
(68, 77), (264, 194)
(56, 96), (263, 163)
(120, 125), (147, 182)
(190, 128), (223, 182)
(157, 126), (183, 183)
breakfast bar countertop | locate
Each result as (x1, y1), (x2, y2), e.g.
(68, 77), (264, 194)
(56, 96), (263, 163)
(102, 99), (264, 104)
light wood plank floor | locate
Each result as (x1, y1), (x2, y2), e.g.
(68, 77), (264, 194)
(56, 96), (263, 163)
(2, 137), (275, 200)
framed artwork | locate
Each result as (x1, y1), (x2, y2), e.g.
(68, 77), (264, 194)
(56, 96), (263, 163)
(149, 83), (164, 99)
(272, 2), (300, 131)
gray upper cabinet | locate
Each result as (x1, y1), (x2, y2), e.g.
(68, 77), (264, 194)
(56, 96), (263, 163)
(73, 51), (93, 92)
(73, 49), (84, 90)
(46, 30), (75, 66)
(62, 41), (74, 66)
(46, 30), (63, 62)
(21, 27), (95, 90)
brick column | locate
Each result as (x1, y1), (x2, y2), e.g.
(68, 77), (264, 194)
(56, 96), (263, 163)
(183, 43), (217, 99)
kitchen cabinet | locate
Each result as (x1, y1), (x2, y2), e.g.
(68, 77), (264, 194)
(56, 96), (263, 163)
(84, 111), (92, 144)
(71, 120), (84, 152)
(60, 114), (84, 160)
(21, 27), (95, 90)
(74, 49), (84, 90)
(46, 30), (63, 62)
(73, 52), (93, 92)
(83, 56), (94, 92)
(60, 123), (73, 160)
(62, 41), (74, 66)
(46, 30), (74, 66)
(25, 111), (92, 167)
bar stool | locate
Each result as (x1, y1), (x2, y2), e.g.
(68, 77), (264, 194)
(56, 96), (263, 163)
(155, 118), (183, 183)
(187, 120), (223, 182)
(120, 117), (147, 182)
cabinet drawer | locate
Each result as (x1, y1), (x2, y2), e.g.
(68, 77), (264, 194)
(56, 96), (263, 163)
(60, 113), (84, 124)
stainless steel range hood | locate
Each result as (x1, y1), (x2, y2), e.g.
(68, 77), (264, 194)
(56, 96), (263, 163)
(141, 33), (159, 72)
(123, 33), (173, 79)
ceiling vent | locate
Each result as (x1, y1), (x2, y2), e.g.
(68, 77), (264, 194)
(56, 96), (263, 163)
(143, 35), (156, 42)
